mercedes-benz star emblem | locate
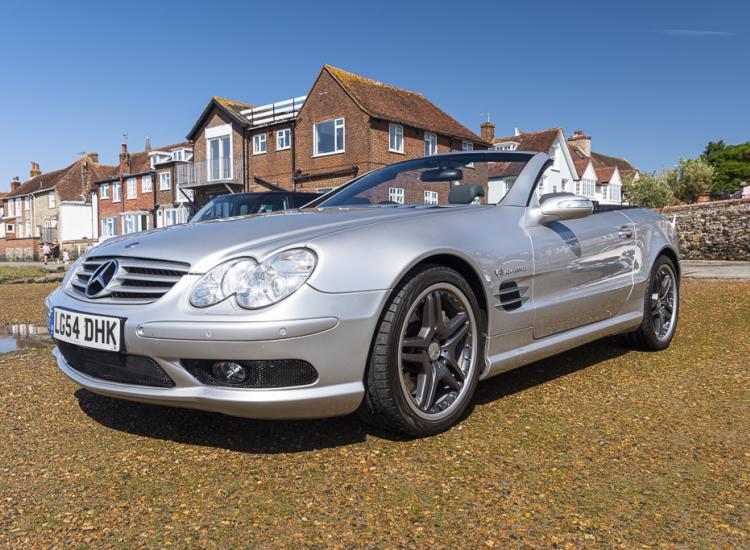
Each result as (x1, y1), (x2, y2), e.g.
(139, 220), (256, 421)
(85, 260), (119, 298)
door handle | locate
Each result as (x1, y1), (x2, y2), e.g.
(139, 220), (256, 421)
(618, 225), (633, 239)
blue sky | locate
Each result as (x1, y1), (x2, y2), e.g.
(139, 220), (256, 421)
(1, 0), (747, 190)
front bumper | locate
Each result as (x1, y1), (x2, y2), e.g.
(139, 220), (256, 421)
(46, 281), (388, 419)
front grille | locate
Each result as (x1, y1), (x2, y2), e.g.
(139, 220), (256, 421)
(69, 256), (190, 304)
(57, 341), (175, 388)
(181, 359), (318, 388)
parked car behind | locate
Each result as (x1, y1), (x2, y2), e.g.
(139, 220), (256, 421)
(190, 191), (319, 223)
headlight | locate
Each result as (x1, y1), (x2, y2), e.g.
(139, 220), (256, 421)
(189, 248), (316, 309)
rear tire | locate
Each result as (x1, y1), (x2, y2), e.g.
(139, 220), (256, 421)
(623, 255), (679, 350)
(357, 266), (484, 437)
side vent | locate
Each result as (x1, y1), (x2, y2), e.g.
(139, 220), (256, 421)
(494, 281), (529, 311)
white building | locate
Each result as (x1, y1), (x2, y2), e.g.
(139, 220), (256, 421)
(489, 128), (579, 203)
(487, 127), (637, 205)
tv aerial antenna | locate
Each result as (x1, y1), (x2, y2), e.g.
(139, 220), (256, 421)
(480, 113), (492, 123)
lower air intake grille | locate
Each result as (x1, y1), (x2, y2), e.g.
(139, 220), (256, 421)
(181, 359), (318, 388)
(56, 341), (175, 388)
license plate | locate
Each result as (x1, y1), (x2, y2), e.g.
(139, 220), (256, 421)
(52, 307), (122, 352)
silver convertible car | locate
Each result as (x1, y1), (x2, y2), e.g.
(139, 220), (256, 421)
(46, 151), (680, 436)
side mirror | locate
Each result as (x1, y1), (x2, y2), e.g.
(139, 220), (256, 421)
(537, 194), (593, 223)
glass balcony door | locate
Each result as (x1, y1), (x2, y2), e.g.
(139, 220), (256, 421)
(208, 136), (231, 181)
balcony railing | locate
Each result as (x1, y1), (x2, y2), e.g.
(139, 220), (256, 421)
(176, 158), (244, 189)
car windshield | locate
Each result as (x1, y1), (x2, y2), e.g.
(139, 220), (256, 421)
(191, 194), (287, 222)
(315, 152), (534, 208)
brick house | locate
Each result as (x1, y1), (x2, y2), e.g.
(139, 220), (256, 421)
(182, 97), (255, 206)
(93, 142), (193, 240)
(0, 156), (117, 260)
(179, 65), (489, 207)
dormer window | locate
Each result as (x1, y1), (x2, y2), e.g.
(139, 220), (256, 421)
(150, 151), (173, 168)
(169, 148), (193, 162)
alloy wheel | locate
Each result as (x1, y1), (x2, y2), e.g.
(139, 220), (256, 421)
(398, 283), (478, 420)
(650, 263), (677, 341)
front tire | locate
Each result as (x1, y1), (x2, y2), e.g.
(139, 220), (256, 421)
(358, 266), (484, 437)
(623, 255), (679, 350)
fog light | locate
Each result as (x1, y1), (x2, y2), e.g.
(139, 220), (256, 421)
(212, 361), (247, 384)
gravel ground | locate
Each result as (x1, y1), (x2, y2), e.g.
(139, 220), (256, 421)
(0, 281), (748, 547)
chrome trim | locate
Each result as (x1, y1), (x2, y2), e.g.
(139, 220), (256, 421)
(67, 255), (191, 304)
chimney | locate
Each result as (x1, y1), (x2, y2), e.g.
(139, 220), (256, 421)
(569, 130), (591, 157)
(480, 122), (495, 143)
(87, 152), (99, 164)
(30, 162), (41, 178)
(11, 176), (21, 192)
(119, 143), (130, 174)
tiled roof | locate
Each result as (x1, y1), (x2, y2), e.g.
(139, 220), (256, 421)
(594, 165), (617, 183)
(591, 151), (637, 176)
(567, 144), (591, 178)
(494, 128), (560, 153)
(7, 155), (118, 202)
(324, 65), (487, 144)
(186, 97), (255, 140)
(488, 161), (527, 178)
(214, 96), (255, 120)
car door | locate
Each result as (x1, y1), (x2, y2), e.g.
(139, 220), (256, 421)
(527, 210), (635, 339)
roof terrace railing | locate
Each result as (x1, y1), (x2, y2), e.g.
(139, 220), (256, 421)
(240, 96), (306, 128)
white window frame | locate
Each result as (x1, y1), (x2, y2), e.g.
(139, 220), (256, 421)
(141, 175), (152, 193)
(462, 141), (474, 167)
(276, 128), (291, 151)
(253, 132), (267, 155)
(101, 183), (110, 199)
(6, 223), (14, 233)
(159, 172), (171, 190)
(48, 191), (55, 208)
(112, 181), (121, 202)
(388, 187), (405, 204)
(424, 190), (439, 205)
(313, 117), (345, 157)
(389, 123), (404, 153)
(24, 196), (31, 211)
(424, 132), (438, 156)
(7, 200), (13, 217)
(207, 133), (232, 181)
(121, 213), (145, 235)
(163, 208), (179, 227)
(24, 220), (31, 236)
(126, 178), (137, 199)
(101, 217), (118, 238)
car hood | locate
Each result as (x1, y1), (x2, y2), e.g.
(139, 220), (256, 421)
(89, 207), (464, 272)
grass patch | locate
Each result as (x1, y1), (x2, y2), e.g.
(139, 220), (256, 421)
(0, 266), (51, 281)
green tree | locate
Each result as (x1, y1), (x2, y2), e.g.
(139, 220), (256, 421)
(666, 157), (714, 203)
(622, 171), (674, 208)
(702, 140), (750, 197)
